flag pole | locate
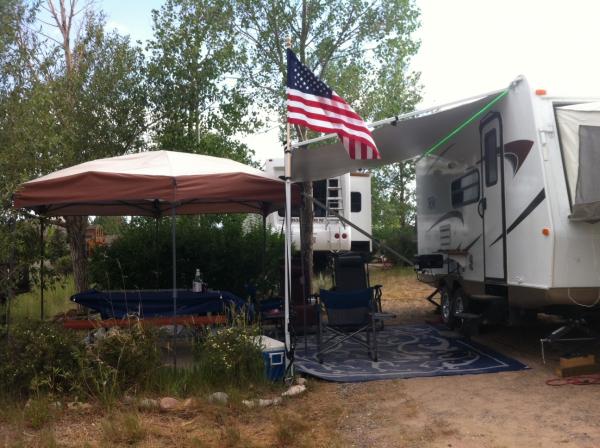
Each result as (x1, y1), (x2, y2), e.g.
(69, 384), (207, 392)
(284, 37), (293, 374)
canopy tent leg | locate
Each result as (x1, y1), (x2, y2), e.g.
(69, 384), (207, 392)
(262, 213), (266, 275)
(155, 217), (160, 289)
(39, 218), (45, 320)
(171, 204), (177, 369)
(6, 215), (16, 336)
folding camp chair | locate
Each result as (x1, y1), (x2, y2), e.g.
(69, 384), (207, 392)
(333, 253), (383, 314)
(315, 288), (394, 363)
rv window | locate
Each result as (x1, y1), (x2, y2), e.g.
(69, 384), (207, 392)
(451, 170), (480, 208)
(484, 129), (498, 186)
(351, 192), (361, 212)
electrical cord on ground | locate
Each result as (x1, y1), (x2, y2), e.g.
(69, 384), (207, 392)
(546, 374), (600, 386)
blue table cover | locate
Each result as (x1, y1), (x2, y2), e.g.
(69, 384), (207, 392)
(71, 289), (246, 319)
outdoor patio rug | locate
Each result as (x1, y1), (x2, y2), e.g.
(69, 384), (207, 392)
(294, 323), (528, 382)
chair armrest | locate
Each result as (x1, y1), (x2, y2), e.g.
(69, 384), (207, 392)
(372, 284), (383, 290)
(306, 293), (319, 305)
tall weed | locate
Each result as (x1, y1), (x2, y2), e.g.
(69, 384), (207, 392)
(79, 322), (162, 403)
(194, 312), (265, 389)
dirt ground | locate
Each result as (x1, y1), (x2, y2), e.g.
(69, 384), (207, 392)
(340, 268), (600, 448)
(3, 268), (600, 447)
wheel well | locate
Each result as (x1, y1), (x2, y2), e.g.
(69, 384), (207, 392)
(451, 280), (463, 293)
(438, 278), (462, 293)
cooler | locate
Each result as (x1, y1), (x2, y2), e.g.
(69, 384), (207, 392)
(255, 335), (286, 381)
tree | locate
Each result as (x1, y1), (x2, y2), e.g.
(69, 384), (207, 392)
(234, 0), (422, 290)
(146, 0), (258, 162)
(0, 0), (148, 292)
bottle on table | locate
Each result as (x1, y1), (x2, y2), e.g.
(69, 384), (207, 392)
(193, 269), (203, 292)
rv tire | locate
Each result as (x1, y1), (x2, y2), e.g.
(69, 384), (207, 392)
(440, 287), (455, 328)
(453, 287), (469, 317)
(453, 287), (475, 334)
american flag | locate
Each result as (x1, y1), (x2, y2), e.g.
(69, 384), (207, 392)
(286, 49), (380, 160)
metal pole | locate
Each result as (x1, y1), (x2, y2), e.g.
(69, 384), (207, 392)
(262, 213), (267, 276)
(283, 38), (293, 372)
(6, 215), (16, 336)
(39, 218), (44, 320)
(171, 202), (177, 369)
(155, 217), (160, 289)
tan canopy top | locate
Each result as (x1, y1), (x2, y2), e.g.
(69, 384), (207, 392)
(13, 150), (300, 217)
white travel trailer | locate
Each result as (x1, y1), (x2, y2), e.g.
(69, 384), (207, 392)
(264, 158), (372, 257)
(286, 76), (600, 329)
(414, 78), (600, 327)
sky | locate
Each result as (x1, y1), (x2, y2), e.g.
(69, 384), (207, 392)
(99, 0), (600, 163)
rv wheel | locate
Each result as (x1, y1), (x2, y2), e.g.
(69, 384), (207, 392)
(440, 287), (455, 328)
(453, 288), (469, 317)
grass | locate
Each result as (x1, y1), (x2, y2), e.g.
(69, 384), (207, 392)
(315, 265), (415, 293)
(101, 411), (148, 445)
(274, 415), (311, 448)
(9, 276), (76, 322)
(23, 397), (56, 430)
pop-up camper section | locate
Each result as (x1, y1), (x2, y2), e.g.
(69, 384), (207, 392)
(556, 102), (600, 222)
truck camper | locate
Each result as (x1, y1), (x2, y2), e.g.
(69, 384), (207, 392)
(264, 158), (372, 259)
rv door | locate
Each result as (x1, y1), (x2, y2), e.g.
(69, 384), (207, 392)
(480, 113), (507, 282)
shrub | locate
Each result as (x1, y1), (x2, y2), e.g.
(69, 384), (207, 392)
(80, 323), (162, 402)
(374, 226), (417, 265)
(88, 215), (284, 298)
(194, 312), (265, 388)
(0, 322), (85, 397)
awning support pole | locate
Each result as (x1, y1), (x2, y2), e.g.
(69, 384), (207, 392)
(308, 194), (415, 266)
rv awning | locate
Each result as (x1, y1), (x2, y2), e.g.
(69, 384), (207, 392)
(14, 150), (300, 217)
(556, 102), (600, 221)
(291, 88), (507, 182)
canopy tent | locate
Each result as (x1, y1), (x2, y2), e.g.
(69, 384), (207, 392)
(14, 150), (298, 216)
(13, 150), (301, 367)
(289, 87), (507, 182)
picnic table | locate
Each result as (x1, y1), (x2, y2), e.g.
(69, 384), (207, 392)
(70, 289), (246, 319)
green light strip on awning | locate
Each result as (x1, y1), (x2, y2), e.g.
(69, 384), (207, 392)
(422, 88), (509, 157)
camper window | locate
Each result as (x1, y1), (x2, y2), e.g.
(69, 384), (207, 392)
(451, 170), (480, 208)
(484, 129), (498, 186)
(351, 192), (362, 212)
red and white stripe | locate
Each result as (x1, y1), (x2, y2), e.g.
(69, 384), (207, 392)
(287, 88), (380, 160)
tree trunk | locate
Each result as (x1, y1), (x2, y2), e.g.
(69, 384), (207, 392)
(65, 215), (88, 292)
(300, 181), (314, 295)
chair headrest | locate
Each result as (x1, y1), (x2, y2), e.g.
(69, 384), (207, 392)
(319, 288), (372, 309)
(335, 255), (364, 267)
